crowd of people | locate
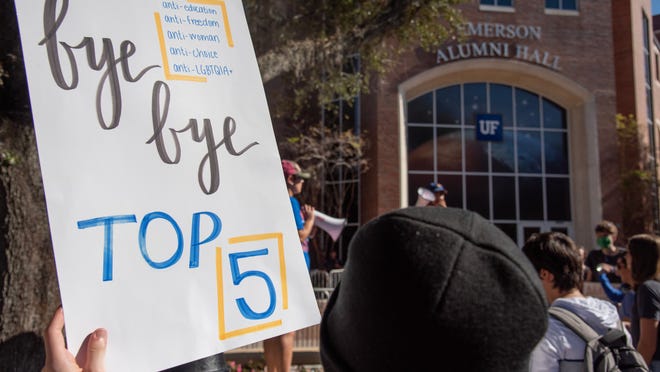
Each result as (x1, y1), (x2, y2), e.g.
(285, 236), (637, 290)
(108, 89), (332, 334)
(528, 219), (660, 371)
(39, 173), (660, 371)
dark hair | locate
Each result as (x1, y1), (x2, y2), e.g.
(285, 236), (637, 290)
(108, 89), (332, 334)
(628, 234), (660, 285)
(522, 232), (582, 293)
(595, 220), (618, 236)
(616, 255), (627, 269)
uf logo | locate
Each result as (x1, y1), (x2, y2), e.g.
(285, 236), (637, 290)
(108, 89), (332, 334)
(476, 114), (503, 142)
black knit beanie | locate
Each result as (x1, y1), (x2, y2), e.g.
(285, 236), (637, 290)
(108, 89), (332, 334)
(320, 207), (548, 372)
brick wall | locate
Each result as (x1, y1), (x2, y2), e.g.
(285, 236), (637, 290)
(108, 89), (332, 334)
(360, 1), (627, 230)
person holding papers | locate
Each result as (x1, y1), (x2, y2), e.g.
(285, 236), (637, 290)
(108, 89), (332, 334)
(280, 159), (316, 269)
(261, 160), (316, 372)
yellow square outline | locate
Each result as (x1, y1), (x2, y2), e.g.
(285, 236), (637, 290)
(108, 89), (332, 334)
(154, 0), (234, 82)
(216, 232), (288, 340)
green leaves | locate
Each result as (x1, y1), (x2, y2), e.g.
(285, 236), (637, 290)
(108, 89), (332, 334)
(245, 0), (465, 116)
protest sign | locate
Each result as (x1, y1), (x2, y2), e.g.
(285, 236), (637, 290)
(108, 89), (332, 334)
(13, 0), (321, 370)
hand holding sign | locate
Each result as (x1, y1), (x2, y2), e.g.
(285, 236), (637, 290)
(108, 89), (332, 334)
(42, 307), (108, 372)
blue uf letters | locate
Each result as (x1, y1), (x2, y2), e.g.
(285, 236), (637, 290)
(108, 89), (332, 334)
(476, 114), (503, 142)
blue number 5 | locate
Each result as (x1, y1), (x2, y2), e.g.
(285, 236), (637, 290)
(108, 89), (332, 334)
(228, 248), (276, 320)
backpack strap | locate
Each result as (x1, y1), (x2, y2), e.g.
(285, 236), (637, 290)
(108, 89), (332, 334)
(548, 306), (601, 342)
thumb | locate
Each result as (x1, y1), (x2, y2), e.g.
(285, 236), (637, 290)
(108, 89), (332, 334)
(84, 328), (107, 372)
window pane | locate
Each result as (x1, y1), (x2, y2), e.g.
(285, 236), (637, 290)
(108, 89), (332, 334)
(338, 225), (357, 262)
(644, 16), (650, 48)
(466, 175), (490, 219)
(546, 178), (571, 220)
(341, 180), (359, 222)
(464, 83), (487, 126)
(544, 132), (569, 174)
(551, 227), (568, 234)
(341, 98), (357, 132)
(436, 128), (463, 171)
(495, 223), (517, 245)
(439, 174), (463, 209)
(543, 99), (565, 129)
(546, 0), (559, 9)
(436, 86), (461, 125)
(408, 92), (433, 123)
(465, 128), (489, 172)
(408, 126), (434, 170)
(516, 88), (540, 127)
(562, 0), (577, 10)
(323, 103), (340, 131)
(493, 176), (516, 219)
(517, 130), (542, 173)
(492, 130), (515, 173)
(647, 87), (653, 121)
(519, 177), (543, 220)
(491, 84), (513, 126)
(523, 227), (541, 243)
(498, 0), (513, 6)
(480, 0), (495, 4)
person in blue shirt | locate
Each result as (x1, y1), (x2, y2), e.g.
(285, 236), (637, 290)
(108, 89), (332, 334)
(598, 255), (635, 326)
(260, 160), (316, 372)
(281, 159), (315, 270)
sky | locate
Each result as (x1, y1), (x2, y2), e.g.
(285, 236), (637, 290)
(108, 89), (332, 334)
(655, 0), (660, 15)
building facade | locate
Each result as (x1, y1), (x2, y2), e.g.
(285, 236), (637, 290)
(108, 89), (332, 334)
(358, 0), (660, 251)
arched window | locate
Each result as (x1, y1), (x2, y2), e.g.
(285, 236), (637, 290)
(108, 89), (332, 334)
(407, 83), (571, 245)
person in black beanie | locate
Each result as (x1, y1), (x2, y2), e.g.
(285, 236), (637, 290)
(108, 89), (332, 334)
(320, 207), (548, 372)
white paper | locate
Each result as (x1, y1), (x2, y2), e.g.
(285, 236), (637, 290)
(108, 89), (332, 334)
(13, 1), (320, 370)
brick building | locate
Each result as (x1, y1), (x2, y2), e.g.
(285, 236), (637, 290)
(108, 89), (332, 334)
(345, 0), (660, 254)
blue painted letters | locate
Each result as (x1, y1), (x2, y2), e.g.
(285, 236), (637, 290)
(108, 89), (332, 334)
(77, 211), (222, 281)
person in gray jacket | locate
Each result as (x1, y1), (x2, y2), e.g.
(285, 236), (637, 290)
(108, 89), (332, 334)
(523, 231), (633, 372)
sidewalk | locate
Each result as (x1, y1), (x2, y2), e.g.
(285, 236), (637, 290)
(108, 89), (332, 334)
(224, 352), (323, 372)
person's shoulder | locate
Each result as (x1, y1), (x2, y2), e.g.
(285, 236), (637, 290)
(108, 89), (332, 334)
(590, 296), (621, 314)
(637, 281), (660, 305)
(545, 316), (585, 350)
(556, 296), (619, 319)
(640, 279), (660, 291)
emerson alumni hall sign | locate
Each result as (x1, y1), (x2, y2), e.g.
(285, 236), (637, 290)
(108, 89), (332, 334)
(437, 22), (561, 71)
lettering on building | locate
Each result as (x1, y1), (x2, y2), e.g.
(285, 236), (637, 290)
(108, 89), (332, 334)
(436, 22), (561, 71)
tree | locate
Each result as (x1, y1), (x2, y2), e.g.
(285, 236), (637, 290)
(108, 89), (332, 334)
(279, 124), (370, 267)
(245, 1), (465, 267)
(244, 0), (464, 120)
(0, 0), (465, 367)
(616, 113), (658, 237)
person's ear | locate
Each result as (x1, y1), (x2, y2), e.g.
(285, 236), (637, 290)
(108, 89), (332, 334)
(539, 268), (553, 282)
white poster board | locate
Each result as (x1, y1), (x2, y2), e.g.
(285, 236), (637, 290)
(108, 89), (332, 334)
(13, 1), (321, 370)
